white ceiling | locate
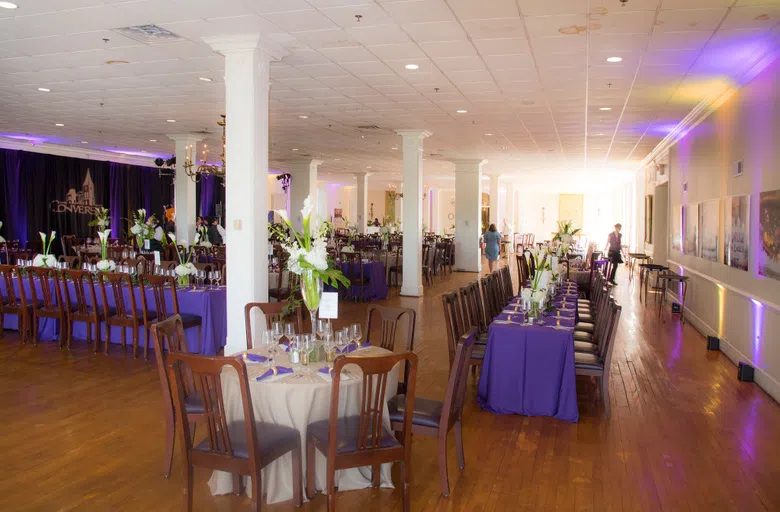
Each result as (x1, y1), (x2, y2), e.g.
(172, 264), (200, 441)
(0, 0), (778, 188)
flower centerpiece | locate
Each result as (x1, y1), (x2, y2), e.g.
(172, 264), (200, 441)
(130, 209), (154, 248)
(272, 196), (350, 333)
(168, 234), (196, 286)
(194, 230), (212, 248)
(88, 207), (110, 230)
(553, 220), (580, 252)
(95, 229), (116, 272)
(33, 231), (57, 268)
(523, 256), (553, 321)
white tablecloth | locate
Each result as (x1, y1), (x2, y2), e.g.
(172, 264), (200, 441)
(208, 345), (400, 504)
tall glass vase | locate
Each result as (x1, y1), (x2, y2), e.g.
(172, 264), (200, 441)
(300, 268), (323, 335)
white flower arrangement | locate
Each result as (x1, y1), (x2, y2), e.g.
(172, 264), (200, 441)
(130, 208), (153, 245)
(33, 231), (57, 267)
(175, 262), (197, 276)
(96, 259), (117, 272)
(88, 207), (110, 229)
(168, 234), (197, 279)
(194, 231), (212, 248)
(96, 229), (116, 272)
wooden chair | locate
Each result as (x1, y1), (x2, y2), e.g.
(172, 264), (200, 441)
(343, 251), (369, 302)
(61, 234), (77, 257)
(422, 244), (435, 285)
(515, 253), (529, 293)
(575, 301), (622, 416)
(0, 264), (32, 343)
(169, 352), (303, 511)
(9, 250), (33, 265)
(243, 302), (304, 349)
(387, 244), (402, 288)
(479, 275), (500, 321)
(459, 281), (488, 343)
(306, 351), (418, 511)
(365, 304), (416, 394)
(142, 275), (202, 356)
(500, 266), (514, 303)
(156, 260), (177, 274)
(28, 267), (66, 347)
(60, 269), (105, 350)
(442, 291), (483, 372)
(107, 246), (127, 261)
(149, 315), (204, 478)
(58, 255), (81, 270)
(388, 328), (476, 497)
(121, 256), (147, 275)
(98, 272), (155, 357)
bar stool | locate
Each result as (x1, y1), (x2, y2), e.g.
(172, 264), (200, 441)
(640, 263), (668, 304)
(657, 272), (690, 324)
(627, 253), (651, 282)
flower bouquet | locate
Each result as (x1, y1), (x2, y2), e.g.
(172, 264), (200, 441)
(88, 207), (110, 229)
(194, 230), (212, 248)
(33, 231), (57, 268)
(130, 208), (154, 248)
(168, 234), (196, 286)
(272, 196), (350, 333)
(95, 229), (116, 272)
(553, 220), (580, 245)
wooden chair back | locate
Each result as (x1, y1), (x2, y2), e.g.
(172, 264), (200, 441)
(60, 269), (99, 316)
(500, 266), (514, 303)
(440, 328), (477, 430)
(0, 264), (26, 310)
(151, 315), (192, 419)
(459, 281), (488, 335)
(121, 256), (147, 275)
(601, 301), (622, 368)
(526, 251), (536, 278)
(58, 255), (81, 269)
(28, 266), (63, 311)
(442, 291), (466, 367)
(243, 302), (304, 349)
(98, 272), (144, 323)
(364, 304), (416, 352)
(157, 260), (177, 273)
(480, 275), (501, 320)
(142, 274), (181, 320)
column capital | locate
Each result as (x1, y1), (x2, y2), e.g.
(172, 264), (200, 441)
(452, 158), (487, 171)
(203, 33), (288, 61)
(167, 134), (203, 144)
(395, 129), (432, 140)
(287, 158), (324, 171)
(354, 171), (373, 178)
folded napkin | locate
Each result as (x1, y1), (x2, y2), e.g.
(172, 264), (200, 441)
(256, 366), (293, 381)
(337, 342), (370, 354)
(240, 353), (268, 363)
(496, 312), (525, 323)
(278, 341), (290, 352)
(318, 366), (335, 375)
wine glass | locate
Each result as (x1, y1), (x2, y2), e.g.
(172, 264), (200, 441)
(212, 270), (221, 287)
(336, 329), (347, 354)
(316, 319), (330, 340)
(257, 329), (273, 367)
(299, 334), (311, 374)
(323, 332), (336, 367)
(352, 324), (363, 348)
(283, 323), (296, 353)
(289, 334), (301, 370)
(270, 321), (283, 364)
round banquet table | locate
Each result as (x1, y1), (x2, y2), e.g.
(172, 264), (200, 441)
(208, 344), (400, 504)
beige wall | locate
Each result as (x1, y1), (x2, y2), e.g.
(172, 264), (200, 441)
(663, 58), (780, 400)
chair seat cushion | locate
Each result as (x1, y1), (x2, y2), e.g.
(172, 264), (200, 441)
(576, 322), (594, 333)
(178, 312), (203, 327)
(579, 314), (593, 323)
(387, 394), (442, 429)
(574, 331), (593, 342)
(575, 351), (603, 370)
(574, 340), (598, 353)
(183, 391), (205, 414)
(308, 416), (399, 454)
(195, 421), (299, 460)
(476, 331), (488, 344)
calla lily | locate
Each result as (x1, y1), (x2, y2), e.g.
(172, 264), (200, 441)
(40, 232), (46, 243)
(276, 209), (290, 224)
(168, 233), (176, 243)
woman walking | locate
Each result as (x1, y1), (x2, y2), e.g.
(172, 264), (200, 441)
(605, 223), (623, 285)
(484, 224), (502, 272)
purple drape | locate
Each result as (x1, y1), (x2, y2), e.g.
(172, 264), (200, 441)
(5, 150), (27, 247)
(109, 162), (123, 239)
(199, 174), (216, 218)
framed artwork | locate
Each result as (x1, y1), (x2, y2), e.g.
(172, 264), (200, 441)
(644, 195), (654, 244)
(724, 195), (749, 271)
(699, 199), (720, 262)
(672, 205), (683, 252)
(333, 208), (343, 219)
(684, 203), (699, 256)
(759, 189), (780, 280)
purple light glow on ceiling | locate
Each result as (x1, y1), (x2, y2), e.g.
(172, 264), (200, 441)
(693, 31), (778, 79)
(0, 133), (50, 145)
(100, 147), (168, 159)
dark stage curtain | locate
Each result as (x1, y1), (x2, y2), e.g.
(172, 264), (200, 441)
(196, 174), (225, 220)
(0, 148), (173, 252)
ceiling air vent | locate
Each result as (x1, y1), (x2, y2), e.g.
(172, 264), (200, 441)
(357, 125), (381, 130)
(191, 129), (212, 135)
(112, 25), (183, 44)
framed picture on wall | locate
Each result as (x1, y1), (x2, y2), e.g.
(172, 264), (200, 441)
(672, 205), (683, 252)
(333, 208), (343, 219)
(725, 195), (749, 271)
(759, 189), (780, 280)
(684, 203), (699, 256)
(699, 199), (720, 262)
(644, 195), (653, 244)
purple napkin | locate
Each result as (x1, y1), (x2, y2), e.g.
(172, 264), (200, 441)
(496, 312), (525, 323)
(337, 342), (370, 354)
(318, 366), (335, 376)
(256, 366), (293, 381)
(240, 353), (268, 363)
(278, 341), (290, 352)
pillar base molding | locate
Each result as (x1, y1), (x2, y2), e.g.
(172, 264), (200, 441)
(401, 285), (424, 297)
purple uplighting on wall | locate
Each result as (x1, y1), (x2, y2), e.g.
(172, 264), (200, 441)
(750, 299), (764, 366)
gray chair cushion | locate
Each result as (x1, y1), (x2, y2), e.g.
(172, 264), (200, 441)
(194, 421), (299, 460)
(576, 322), (594, 333)
(575, 351), (603, 370)
(387, 394), (443, 429)
(579, 314), (593, 323)
(574, 331), (593, 342)
(308, 416), (399, 454)
(574, 340), (598, 353)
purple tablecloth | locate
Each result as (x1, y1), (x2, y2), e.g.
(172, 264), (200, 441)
(331, 261), (388, 300)
(1, 276), (227, 355)
(477, 283), (580, 423)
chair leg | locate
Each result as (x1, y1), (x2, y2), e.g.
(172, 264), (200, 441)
(454, 420), (465, 470)
(438, 434), (451, 497)
(251, 473), (261, 512)
(32, 314), (39, 345)
(183, 460), (194, 512)
(144, 324), (151, 359)
(291, 443), (303, 507)
(371, 463), (381, 487)
(327, 461), (336, 512)
(66, 318), (73, 350)
(402, 461), (411, 512)
(163, 408), (175, 478)
(600, 375), (610, 417)
(103, 323), (110, 354)
(233, 472), (243, 496)
(306, 437), (317, 500)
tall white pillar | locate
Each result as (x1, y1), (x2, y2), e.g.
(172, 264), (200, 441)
(395, 129), (431, 297)
(488, 173), (500, 230)
(168, 135), (202, 243)
(355, 172), (371, 234)
(288, 159), (322, 231)
(205, 34), (287, 355)
(316, 182), (329, 221)
(506, 182), (516, 249)
(454, 159), (486, 272)
(430, 187), (439, 234)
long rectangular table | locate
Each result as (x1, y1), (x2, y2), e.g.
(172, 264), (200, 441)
(477, 282), (580, 423)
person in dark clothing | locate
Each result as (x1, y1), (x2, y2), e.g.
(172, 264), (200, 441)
(147, 215), (164, 252)
(605, 223), (623, 285)
(207, 217), (223, 245)
(373, 218), (381, 227)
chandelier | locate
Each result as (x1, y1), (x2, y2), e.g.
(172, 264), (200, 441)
(183, 114), (226, 183)
(387, 183), (403, 201)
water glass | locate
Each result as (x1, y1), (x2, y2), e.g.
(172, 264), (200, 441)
(270, 321), (283, 364)
(323, 332), (336, 366)
(316, 319), (331, 340)
(351, 324), (363, 346)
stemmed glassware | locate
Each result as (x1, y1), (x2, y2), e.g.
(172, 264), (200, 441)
(270, 321), (283, 365)
(316, 319), (331, 340)
(323, 331), (335, 368)
(336, 329), (347, 354)
(351, 324), (363, 348)
(259, 329), (273, 367)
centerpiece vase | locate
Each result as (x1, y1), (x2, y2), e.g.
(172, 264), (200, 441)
(300, 268), (323, 336)
(529, 301), (540, 322)
(178, 274), (190, 287)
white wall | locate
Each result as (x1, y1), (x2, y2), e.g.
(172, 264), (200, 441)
(367, 189), (386, 223)
(516, 191), (559, 242)
(662, 58), (780, 402)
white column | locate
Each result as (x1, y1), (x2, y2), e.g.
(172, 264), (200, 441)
(506, 182), (516, 250)
(430, 187), (439, 234)
(454, 159), (486, 272)
(355, 172), (371, 234)
(205, 34), (287, 356)
(395, 129), (431, 297)
(488, 173), (500, 230)
(316, 182), (328, 221)
(168, 135), (202, 243)
(288, 159), (322, 231)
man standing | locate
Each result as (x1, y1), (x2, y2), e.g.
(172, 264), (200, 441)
(605, 223), (623, 285)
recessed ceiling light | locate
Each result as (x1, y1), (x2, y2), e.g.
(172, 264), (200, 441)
(599, 107), (612, 111)
(485, 133), (493, 136)
(367, 166), (372, 169)
(391, 147), (398, 150)
(456, 109), (467, 114)
(404, 64), (419, 70)
(105, 60), (129, 65)
(606, 57), (623, 63)
(292, 148), (299, 151)
(55, 123), (64, 127)
(299, 115), (308, 119)
(37, 87), (51, 92)
(166, 119), (176, 123)
(149, 139), (157, 142)
(198, 77), (212, 82)
(0, 2), (19, 9)
(334, 158), (341, 161)
(81, 141), (88, 144)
